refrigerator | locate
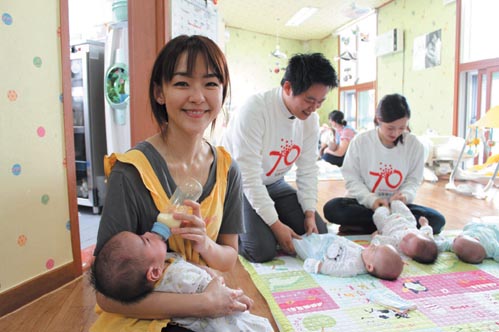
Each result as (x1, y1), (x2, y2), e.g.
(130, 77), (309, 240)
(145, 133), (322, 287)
(70, 41), (107, 214)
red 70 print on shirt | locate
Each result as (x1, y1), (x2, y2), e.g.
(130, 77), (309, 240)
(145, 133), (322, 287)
(266, 139), (301, 176)
(369, 163), (403, 192)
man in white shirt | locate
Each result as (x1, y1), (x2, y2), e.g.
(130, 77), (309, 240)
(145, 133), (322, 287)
(221, 53), (338, 262)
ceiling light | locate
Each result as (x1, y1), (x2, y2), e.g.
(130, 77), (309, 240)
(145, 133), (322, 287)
(285, 7), (318, 27)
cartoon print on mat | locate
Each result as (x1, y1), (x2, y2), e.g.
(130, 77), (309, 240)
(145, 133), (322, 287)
(240, 234), (499, 332)
(402, 280), (428, 294)
(362, 307), (409, 320)
(275, 287), (339, 315)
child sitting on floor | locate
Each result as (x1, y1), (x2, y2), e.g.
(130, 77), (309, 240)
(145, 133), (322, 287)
(372, 200), (438, 264)
(90, 224), (273, 332)
(292, 233), (403, 280)
(436, 221), (499, 264)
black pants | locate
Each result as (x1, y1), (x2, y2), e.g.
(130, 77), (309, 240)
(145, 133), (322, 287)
(323, 197), (446, 234)
(239, 179), (328, 263)
(322, 153), (344, 167)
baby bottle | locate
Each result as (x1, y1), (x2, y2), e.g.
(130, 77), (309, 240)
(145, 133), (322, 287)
(157, 177), (203, 228)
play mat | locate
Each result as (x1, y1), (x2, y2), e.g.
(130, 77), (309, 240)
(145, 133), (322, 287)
(285, 160), (344, 182)
(240, 233), (499, 332)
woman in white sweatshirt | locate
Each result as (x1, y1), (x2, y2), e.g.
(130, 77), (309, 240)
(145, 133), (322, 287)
(323, 93), (445, 235)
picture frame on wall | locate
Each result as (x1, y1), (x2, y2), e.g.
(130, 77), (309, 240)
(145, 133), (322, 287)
(413, 29), (441, 70)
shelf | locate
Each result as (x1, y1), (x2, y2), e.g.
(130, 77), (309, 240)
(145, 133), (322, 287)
(78, 197), (92, 207)
(73, 126), (85, 134)
(75, 161), (87, 171)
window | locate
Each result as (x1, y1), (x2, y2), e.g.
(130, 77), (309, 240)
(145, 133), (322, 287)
(457, 0), (499, 159)
(337, 13), (377, 131)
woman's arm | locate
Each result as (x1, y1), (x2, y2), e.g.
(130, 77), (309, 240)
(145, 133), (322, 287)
(171, 200), (239, 272)
(198, 233), (239, 272)
(324, 139), (349, 157)
(96, 276), (251, 319)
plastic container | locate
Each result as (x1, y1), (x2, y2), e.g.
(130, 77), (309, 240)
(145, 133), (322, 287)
(157, 178), (203, 228)
(112, 0), (128, 22)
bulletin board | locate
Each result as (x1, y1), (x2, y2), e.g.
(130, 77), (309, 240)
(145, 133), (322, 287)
(170, 0), (218, 43)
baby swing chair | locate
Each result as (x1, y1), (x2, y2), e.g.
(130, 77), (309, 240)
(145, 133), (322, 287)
(446, 105), (499, 198)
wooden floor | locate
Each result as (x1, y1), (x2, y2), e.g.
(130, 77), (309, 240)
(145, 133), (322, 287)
(1, 178), (498, 332)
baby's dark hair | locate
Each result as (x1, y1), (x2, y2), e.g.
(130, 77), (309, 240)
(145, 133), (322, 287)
(90, 231), (154, 304)
(411, 239), (438, 264)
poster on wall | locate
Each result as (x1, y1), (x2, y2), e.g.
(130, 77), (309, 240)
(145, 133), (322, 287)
(338, 31), (358, 86)
(413, 29), (441, 70)
(171, 0), (218, 43)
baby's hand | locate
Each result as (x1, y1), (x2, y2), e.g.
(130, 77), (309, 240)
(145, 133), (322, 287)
(372, 198), (389, 210)
(418, 216), (429, 227)
(390, 192), (407, 204)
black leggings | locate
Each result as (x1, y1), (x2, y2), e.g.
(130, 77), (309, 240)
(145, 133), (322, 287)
(323, 197), (446, 234)
(239, 179), (328, 263)
(322, 153), (344, 167)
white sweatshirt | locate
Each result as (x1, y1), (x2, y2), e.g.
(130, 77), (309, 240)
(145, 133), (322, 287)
(341, 129), (424, 209)
(220, 87), (319, 226)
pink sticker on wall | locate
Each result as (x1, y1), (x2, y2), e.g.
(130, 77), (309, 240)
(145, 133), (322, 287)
(46, 259), (55, 270)
(37, 126), (46, 137)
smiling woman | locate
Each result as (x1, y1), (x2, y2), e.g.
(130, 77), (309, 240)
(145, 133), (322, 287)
(323, 93), (446, 237)
(91, 35), (254, 332)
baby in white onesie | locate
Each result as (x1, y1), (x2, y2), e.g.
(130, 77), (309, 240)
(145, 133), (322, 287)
(372, 200), (438, 264)
(91, 229), (273, 332)
(293, 233), (403, 280)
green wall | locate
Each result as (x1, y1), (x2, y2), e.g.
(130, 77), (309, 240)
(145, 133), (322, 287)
(377, 0), (456, 135)
(223, 0), (456, 134)
(224, 27), (339, 125)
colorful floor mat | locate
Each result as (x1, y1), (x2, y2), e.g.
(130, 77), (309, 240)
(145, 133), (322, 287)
(284, 160), (343, 182)
(240, 234), (499, 332)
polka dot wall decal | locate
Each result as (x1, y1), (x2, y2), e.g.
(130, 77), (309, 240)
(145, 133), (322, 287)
(11, 163), (21, 176)
(41, 194), (50, 205)
(46, 258), (55, 270)
(2, 13), (13, 25)
(59, 93), (63, 103)
(37, 126), (46, 137)
(17, 234), (27, 246)
(7, 90), (17, 101)
(33, 56), (42, 68)
(66, 220), (71, 231)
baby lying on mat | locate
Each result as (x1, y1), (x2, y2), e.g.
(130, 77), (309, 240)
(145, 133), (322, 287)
(436, 221), (499, 264)
(372, 200), (438, 264)
(292, 233), (403, 280)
